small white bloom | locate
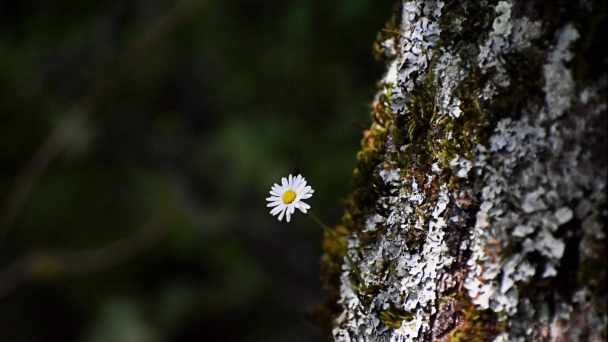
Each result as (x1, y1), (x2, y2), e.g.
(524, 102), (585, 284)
(266, 174), (314, 222)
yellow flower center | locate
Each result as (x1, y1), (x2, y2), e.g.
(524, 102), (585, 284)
(282, 190), (296, 204)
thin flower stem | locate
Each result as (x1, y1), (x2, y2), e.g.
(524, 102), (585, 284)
(307, 211), (367, 291)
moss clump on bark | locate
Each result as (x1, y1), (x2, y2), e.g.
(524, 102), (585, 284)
(379, 302), (416, 329)
(443, 293), (505, 342)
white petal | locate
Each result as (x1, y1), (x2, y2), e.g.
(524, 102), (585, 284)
(278, 208), (286, 221)
(295, 201), (309, 213)
(295, 187), (307, 197)
(271, 204), (285, 215)
(288, 174), (293, 189)
(266, 196), (280, 201)
(292, 177), (301, 191)
(295, 180), (307, 194)
(286, 210), (291, 222)
(296, 186), (313, 200)
(281, 177), (288, 188)
(267, 200), (283, 207)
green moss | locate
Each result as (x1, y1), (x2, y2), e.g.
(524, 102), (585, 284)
(372, 4), (402, 63)
(379, 302), (415, 329)
(394, 62), (491, 194)
(438, 292), (458, 304)
(443, 293), (506, 342)
(343, 85), (395, 236)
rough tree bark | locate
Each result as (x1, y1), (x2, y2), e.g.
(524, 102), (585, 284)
(316, 1), (606, 341)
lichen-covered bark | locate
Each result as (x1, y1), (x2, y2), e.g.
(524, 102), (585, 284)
(317, 1), (607, 341)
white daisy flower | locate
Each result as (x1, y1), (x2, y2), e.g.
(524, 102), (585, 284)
(266, 174), (314, 222)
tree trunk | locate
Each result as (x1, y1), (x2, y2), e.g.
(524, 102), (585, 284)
(317, 1), (606, 341)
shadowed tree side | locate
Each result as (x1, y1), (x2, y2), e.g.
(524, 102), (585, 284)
(317, 0), (606, 341)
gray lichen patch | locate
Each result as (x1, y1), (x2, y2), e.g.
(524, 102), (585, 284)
(318, 0), (607, 341)
(543, 24), (578, 120)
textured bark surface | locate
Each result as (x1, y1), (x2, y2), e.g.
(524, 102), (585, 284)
(317, 1), (607, 341)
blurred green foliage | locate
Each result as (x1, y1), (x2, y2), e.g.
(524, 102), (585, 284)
(0, 0), (394, 341)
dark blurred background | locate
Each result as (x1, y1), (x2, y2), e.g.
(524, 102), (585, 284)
(0, 1), (394, 341)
